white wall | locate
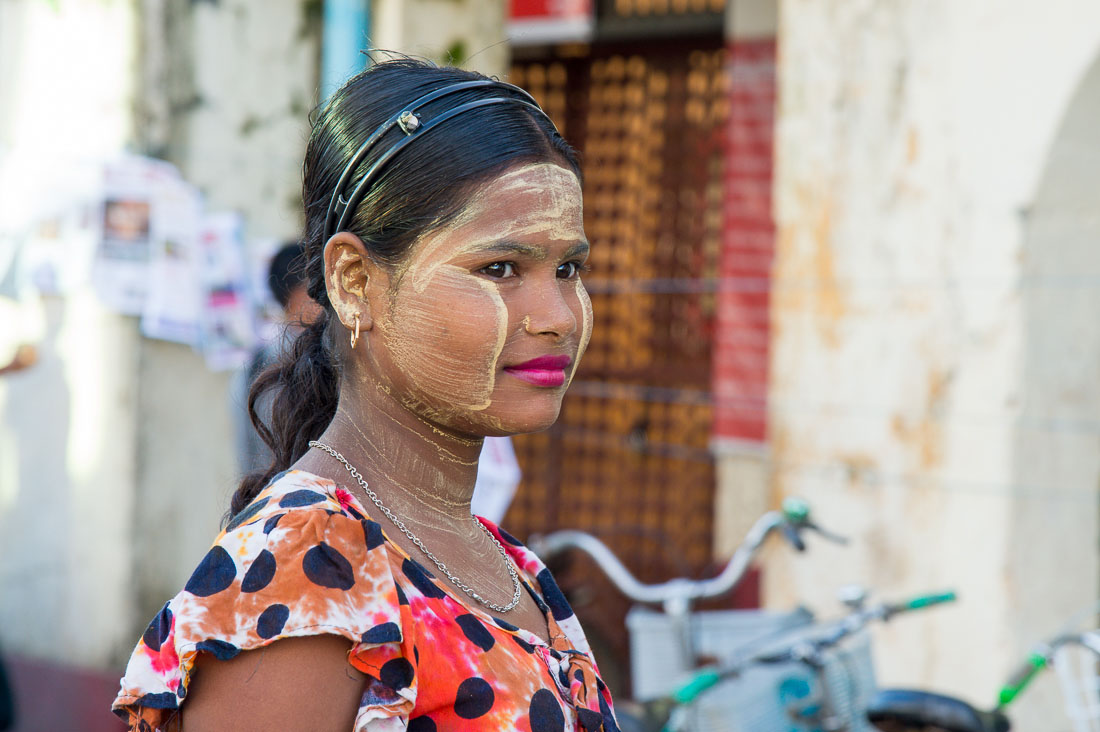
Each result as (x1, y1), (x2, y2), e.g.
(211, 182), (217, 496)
(769, 2), (1100, 728)
(0, 0), (142, 669)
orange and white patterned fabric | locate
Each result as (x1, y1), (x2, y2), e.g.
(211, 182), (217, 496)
(113, 470), (618, 731)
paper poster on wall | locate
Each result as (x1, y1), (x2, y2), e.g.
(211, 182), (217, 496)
(198, 212), (255, 371)
(91, 156), (180, 315)
(141, 178), (205, 345)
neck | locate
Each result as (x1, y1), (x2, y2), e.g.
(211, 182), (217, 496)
(311, 374), (485, 525)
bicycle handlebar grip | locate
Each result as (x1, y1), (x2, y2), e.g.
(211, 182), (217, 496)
(997, 653), (1047, 708)
(902, 591), (958, 611)
(672, 670), (723, 704)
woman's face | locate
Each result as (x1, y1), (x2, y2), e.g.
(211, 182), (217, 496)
(365, 163), (591, 436)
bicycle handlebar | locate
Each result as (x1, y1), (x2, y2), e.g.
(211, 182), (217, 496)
(995, 631), (1100, 710)
(528, 497), (840, 607)
(671, 590), (958, 705)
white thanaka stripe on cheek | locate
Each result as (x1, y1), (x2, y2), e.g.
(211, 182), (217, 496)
(566, 277), (593, 386)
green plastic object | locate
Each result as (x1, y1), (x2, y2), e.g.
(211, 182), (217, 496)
(905, 591), (957, 611)
(782, 497), (810, 523)
(672, 670), (723, 704)
(997, 653), (1048, 708)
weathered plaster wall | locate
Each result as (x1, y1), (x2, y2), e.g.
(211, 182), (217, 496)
(770, 2), (1100, 728)
(372, 0), (509, 75)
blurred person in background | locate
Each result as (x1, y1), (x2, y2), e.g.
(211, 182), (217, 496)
(113, 59), (617, 731)
(235, 242), (322, 475)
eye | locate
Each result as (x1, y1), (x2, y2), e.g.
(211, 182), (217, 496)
(557, 261), (586, 279)
(480, 262), (516, 278)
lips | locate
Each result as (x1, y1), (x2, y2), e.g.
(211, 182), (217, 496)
(504, 355), (573, 387)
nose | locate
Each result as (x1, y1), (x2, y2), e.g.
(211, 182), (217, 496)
(523, 282), (578, 340)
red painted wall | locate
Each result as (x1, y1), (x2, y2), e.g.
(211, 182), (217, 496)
(712, 39), (777, 444)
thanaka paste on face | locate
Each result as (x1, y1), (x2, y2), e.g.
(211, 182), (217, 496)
(567, 277), (593, 385)
(377, 163), (585, 425)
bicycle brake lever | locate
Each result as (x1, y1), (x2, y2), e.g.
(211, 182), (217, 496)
(807, 522), (849, 545)
(782, 524), (807, 552)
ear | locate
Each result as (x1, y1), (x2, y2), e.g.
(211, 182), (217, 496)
(322, 232), (388, 332)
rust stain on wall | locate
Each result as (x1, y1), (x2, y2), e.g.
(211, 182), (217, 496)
(890, 366), (953, 471)
(774, 187), (847, 349)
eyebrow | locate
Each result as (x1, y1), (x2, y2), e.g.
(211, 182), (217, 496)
(468, 240), (590, 259)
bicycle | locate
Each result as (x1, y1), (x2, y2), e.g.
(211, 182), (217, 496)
(663, 588), (956, 732)
(529, 499), (955, 731)
(866, 624), (1100, 732)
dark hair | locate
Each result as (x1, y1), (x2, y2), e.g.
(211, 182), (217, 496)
(229, 58), (580, 518)
(267, 242), (306, 309)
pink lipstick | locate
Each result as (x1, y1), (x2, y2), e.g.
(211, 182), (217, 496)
(504, 355), (572, 387)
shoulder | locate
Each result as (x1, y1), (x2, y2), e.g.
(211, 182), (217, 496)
(114, 471), (407, 725)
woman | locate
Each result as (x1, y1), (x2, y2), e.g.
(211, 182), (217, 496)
(113, 59), (614, 731)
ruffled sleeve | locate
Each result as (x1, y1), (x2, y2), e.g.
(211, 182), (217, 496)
(112, 478), (417, 731)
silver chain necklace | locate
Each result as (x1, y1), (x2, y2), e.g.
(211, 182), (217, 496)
(309, 440), (523, 613)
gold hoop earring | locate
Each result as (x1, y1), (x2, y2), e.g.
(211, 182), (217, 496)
(350, 314), (360, 349)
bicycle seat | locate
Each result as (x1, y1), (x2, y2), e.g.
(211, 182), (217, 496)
(866, 689), (1010, 732)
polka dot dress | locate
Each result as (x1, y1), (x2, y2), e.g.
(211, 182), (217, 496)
(113, 471), (619, 731)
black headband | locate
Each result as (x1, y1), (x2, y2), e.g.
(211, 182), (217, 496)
(323, 79), (558, 241)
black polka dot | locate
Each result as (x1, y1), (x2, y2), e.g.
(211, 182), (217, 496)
(362, 519), (385, 550)
(262, 513), (284, 534)
(454, 677), (495, 719)
(407, 717), (436, 732)
(224, 496), (270, 532)
(536, 568), (574, 621)
(136, 691), (177, 709)
(265, 470), (289, 487)
(184, 546), (236, 597)
(361, 622), (401, 644)
(414, 645), (420, 664)
(195, 639), (240, 661)
(395, 582), (409, 606)
(557, 666), (570, 689)
(577, 708), (604, 731)
(574, 668), (585, 684)
(513, 636), (535, 654)
(401, 559), (447, 599)
(142, 603), (172, 652)
(278, 489), (327, 508)
(529, 688), (565, 732)
(176, 684), (187, 699)
(380, 658), (414, 692)
(493, 617), (519, 632)
(455, 614), (495, 652)
(241, 549), (277, 593)
(498, 527), (524, 546)
(256, 604), (290, 639)
(302, 543), (355, 590)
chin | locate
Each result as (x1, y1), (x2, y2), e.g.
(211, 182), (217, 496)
(477, 403), (564, 437)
